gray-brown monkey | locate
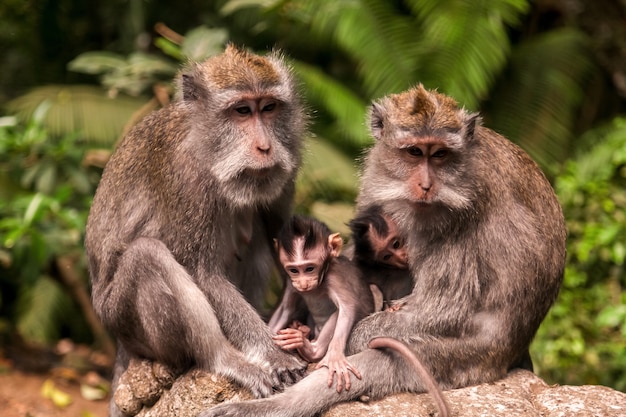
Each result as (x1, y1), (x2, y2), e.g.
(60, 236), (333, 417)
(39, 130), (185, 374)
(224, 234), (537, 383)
(84, 45), (307, 416)
(349, 205), (413, 310)
(269, 215), (374, 393)
(200, 84), (566, 417)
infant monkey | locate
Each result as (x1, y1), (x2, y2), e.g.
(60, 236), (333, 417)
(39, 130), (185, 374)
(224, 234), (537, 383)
(269, 215), (449, 416)
(269, 215), (375, 392)
(349, 205), (413, 310)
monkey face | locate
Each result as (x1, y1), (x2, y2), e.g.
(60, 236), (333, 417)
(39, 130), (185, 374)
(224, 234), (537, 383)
(180, 46), (306, 208)
(283, 262), (323, 292)
(359, 85), (479, 220)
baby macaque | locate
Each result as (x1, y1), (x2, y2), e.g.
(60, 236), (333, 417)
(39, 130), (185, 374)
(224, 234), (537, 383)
(349, 205), (413, 310)
(269, 215), (375, 392)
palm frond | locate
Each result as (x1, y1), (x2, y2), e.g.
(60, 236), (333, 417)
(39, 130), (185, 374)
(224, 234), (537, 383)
(296, 0), (528, 107)
(296, 137), (359, 206)
(486, 28), (593, 171)
(293, 61), (369, 148)
(303, 0), (420, 98)
(16, 275), (68, 344)
(7, 85), (148, 144)
(405, 0), (529, 109)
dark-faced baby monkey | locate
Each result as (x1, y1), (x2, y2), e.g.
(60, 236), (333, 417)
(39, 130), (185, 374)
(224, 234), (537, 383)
(349, 205), (413, 310)
(269, 215), (374, 393)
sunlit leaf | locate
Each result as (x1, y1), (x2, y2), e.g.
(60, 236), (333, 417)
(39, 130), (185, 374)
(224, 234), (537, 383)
(8, 85), (147, 144)
(41, 379), (73, 408)
(68, 51), (127, 74)
(182, 27), (228, 61)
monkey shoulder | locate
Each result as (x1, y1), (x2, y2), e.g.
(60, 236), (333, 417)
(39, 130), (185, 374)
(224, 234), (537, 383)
(326, 257), (374, 308)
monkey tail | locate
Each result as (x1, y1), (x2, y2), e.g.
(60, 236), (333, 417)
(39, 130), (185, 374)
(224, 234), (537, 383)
(368, 337), (450, 417)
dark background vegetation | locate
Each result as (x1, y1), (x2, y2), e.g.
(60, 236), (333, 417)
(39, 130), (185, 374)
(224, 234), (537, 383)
(0, 0), (624, 393)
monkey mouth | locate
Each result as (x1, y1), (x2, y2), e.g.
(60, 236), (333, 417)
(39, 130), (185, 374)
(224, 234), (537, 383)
(244, 167), (272, 178)
(244, 166), (276, 178)
(413, 201), (432, 209)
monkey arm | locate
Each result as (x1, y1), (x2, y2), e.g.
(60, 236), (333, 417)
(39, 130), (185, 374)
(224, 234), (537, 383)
(315, 304), (362, 393)
(268, 281), (301, 334)
(196, 270), (306, 384)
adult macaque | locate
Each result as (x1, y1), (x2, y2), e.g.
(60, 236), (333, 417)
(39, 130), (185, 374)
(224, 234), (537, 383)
(200, 84), (566, 417)
(349, 205), (413, 310)
(270, 215), (375, 393)
(84, 45), (307, 416)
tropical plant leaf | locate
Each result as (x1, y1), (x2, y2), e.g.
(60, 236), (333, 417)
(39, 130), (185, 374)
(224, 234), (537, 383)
(221, 0), (281, 15)
(404, 0), (528, 108)
(7, 85), (148, 144)
(67, 51), (127, 75)
(292, 61), (369, 148)
(296, 137), (359, 206)
(181, 27), (229, 61)
(300, 0), (419, 98)
(486, 28), (593, 171)
(16, 276), (67, 344)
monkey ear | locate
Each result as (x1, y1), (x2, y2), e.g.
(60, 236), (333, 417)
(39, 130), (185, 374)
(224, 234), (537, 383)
(328, 233), (343, 257)
(181, 71), (207, 102)
(465, 112), (481, 141)
(368, 102), (386, 141)
(273, 238), (279, 253)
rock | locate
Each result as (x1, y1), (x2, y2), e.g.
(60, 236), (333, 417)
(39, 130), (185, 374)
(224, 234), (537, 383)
(115, 368), (626, 417)
(135, 369), (253, 417)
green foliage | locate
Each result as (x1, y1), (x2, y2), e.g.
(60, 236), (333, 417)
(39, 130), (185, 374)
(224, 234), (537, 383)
(7, 85), (147, 145)
(68, 25), (230, 98)
(68, 52), (179, 97)
(486, 28), (594, 173)
(0, 108), (98, 345)
(532, 117), (626, 391)
(224, 0), (589, 172)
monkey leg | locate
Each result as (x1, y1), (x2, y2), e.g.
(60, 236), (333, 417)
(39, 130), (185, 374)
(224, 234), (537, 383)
(98, 237), (278, 399)
(198, 348), (427, 417)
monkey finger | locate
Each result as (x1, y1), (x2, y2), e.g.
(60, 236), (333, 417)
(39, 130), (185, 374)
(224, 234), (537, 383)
(326, 367), (345, 392)
(277, 341), (304, 351)
(347, 363), (362, 380)
(277, 369), (294, 386)
(341, 372), (351, 393)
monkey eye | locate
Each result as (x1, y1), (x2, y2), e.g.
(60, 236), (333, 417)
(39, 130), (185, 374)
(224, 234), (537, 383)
(392, 240), (401, 249)
(304, 266), (315, 273)
(406, 147), (423, 157)
(262, 102), (277, 112)
(383, 254), (392, 261)
(287, 268), (299, 275)
(235, 106), (252, 115)
(432, 149), (448, 158)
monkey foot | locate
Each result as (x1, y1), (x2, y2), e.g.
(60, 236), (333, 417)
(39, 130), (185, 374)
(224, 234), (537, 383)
(263, 348), (308, 389)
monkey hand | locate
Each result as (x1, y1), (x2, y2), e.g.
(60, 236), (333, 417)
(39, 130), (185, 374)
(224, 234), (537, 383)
(316, 352), (362, 393)
(289, 320), (312, 339)
(273, 327), (307, 351)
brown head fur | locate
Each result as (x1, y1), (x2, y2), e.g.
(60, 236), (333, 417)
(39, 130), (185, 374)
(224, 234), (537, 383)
(370, 84), (471, 144)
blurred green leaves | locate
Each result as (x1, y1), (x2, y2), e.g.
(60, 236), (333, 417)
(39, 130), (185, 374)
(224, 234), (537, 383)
(532, 116), (626, 391)
(0, 109), (97, 345)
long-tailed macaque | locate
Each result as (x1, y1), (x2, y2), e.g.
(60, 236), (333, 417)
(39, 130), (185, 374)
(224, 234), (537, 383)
(349, 205), (413, 310)
(199, 84), (566, 417)
(269, 215), (374, 393)
(84, 45), (308, 416)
